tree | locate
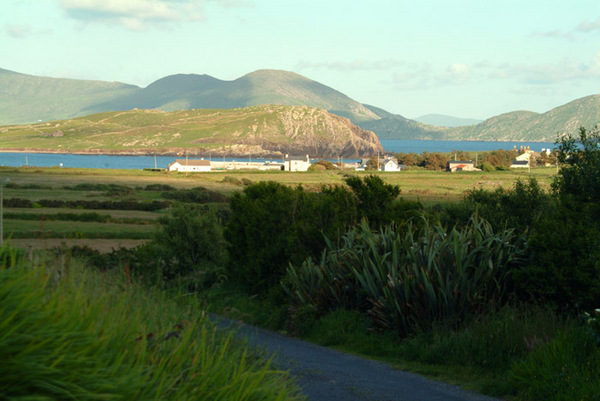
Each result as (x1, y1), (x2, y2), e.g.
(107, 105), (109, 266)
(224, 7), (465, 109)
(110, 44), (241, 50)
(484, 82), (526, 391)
(553, 125), (600, 203)
(344, 175), (400, 227)
(154, 204), (227, 279)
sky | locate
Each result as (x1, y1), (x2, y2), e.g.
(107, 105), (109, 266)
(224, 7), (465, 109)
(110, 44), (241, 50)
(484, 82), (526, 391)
(1, 0), (600, 121)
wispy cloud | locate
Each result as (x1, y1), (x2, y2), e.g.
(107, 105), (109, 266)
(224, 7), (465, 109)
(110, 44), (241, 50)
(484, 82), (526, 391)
(491, 53), (600, 85)
(58, 0), (208, 30)
(532, 16), (600, 40)
(436, 62), (470, 85)
(296, 58), (406, 72)
(5, 24), (52, 38)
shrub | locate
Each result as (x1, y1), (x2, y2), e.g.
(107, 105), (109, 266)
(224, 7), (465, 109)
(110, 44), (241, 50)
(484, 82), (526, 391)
(284, 216), (526, 335)
(463, 178), (552, 234)
(154, 204), (228, 281)
(162, 187), (228, 204)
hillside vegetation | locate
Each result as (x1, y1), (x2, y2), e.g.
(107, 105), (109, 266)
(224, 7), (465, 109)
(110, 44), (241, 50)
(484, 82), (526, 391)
(0, 105), (384, 158)
(447, 95), (600, 141)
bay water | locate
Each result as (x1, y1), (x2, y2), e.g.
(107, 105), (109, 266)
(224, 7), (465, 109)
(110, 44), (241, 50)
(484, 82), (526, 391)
(0, 139), (556, 170)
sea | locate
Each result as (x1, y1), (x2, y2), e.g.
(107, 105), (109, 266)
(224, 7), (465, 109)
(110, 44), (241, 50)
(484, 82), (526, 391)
(0, 139), (557, 170)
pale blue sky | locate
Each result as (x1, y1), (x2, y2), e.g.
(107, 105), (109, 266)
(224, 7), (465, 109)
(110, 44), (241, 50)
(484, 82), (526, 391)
(1, 0), (599, 120)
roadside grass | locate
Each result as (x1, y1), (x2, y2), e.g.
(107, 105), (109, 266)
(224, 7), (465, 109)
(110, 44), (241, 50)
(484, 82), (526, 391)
(0, 246), (304, 401)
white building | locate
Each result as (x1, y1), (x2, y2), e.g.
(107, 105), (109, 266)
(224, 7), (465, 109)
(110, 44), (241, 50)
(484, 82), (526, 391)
(167, 159), (211, 172)
(283, 155), (311, 172)
(381, 157), (401, 172)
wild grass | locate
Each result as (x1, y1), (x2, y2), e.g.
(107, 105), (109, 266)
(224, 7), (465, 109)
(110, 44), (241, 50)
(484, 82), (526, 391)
(0, 245), (304, 401)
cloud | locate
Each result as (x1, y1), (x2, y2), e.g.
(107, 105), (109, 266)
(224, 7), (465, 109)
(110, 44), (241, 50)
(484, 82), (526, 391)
(436, 62), (470, 85)
(491, 53), (600, 85)
(296, 58), (406, 72)
(532, 16), (600, 39)
(575, 17), (600, 34)
(59, 0), (206, 30)
(5, 24), (53, 38)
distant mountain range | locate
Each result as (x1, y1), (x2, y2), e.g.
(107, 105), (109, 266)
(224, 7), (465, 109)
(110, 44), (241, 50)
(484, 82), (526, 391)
(414, 114), (482, 127)
(1, 67), (598, 142)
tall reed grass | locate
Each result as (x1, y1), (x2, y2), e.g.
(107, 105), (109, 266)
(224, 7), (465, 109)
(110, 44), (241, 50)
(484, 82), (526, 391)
(284, 216), (526, 335)
(1, 246), (303, 401)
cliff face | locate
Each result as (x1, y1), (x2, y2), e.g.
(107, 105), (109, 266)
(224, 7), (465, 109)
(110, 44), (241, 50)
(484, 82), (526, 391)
(0, 105), (384, 159)
(231, 106), (384, 158)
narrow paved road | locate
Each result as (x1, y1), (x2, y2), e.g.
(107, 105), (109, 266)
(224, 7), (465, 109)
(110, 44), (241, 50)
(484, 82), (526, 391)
(214, 317), (502, 401)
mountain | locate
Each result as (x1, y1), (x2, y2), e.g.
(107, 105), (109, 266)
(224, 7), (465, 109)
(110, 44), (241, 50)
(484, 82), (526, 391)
(79, 69), (381, 124)
(0, 105), (384, 158)
(1, 67), (598, 142)
(445, 95), (600, 142)
(360, 105), (446, 140)
(414, 114), (482, 127)
(0, 68), (138, 125)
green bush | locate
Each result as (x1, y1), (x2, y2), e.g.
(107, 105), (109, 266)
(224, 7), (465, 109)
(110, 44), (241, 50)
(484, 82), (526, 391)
(284, 216), (526, 335)
(162, 186), (228, 204)
(463, 178), (552, 234)
(154, 204), (228, 281)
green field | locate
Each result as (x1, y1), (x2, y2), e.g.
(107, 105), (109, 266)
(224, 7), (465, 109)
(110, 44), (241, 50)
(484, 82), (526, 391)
(0, 165), (558, 251)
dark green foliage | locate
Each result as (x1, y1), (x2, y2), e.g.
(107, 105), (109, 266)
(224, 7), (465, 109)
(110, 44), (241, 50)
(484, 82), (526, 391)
(154, 204), (227, 280)
(553, 125), (600, 203)
(144, 183), (176, 191)
(5, 212), (111, 223)
(225, 181), (303, 293)
(63, 183), (131, 191)
(462, 178), (551, 234)
(225, 177), (420, 293)
(344, 175), (401, 228)
(481, 149), (516, 169)
(4, 197), (168, 211)
(511, 126), (600, 310)
(161, 186), (228, 203)
(517, 201), (600, 310)
(284, 216), (525, 336)
(510, 326), (600, 401)
(4, 182), (51, 189)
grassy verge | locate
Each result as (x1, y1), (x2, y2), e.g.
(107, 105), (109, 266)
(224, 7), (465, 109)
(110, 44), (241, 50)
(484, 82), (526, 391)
(0, 246), (304, 401)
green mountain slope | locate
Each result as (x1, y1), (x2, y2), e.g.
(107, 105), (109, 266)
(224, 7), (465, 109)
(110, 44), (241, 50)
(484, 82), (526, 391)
(0, 68), (138, 125)
(0, 105), (384, 158)
(84, 69), (380, 124)
(446, 95), (600, 141)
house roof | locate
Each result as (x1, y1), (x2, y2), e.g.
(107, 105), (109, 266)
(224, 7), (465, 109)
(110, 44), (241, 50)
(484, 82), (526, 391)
(448, 160), (474, 164)
(511, 160), (529, 165)
(171, 159), (211, 166)
(284, 155), (310, 161)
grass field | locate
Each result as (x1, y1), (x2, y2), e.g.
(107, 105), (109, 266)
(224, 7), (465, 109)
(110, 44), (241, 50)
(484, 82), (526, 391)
(0, 165), (558, 251)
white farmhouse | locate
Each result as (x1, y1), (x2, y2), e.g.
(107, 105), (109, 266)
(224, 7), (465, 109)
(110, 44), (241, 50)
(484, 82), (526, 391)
(381, 157), (401, 172)
(167, 159), (211, 172)
(284, 154), (311, 172)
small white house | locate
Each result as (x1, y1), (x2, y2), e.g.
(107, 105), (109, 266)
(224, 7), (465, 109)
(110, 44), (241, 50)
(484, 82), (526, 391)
(283, 154), (311, 172)
(511, 151), (533, 168)
(167, 159), (211, 172)
(381, 157), (401, 172)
